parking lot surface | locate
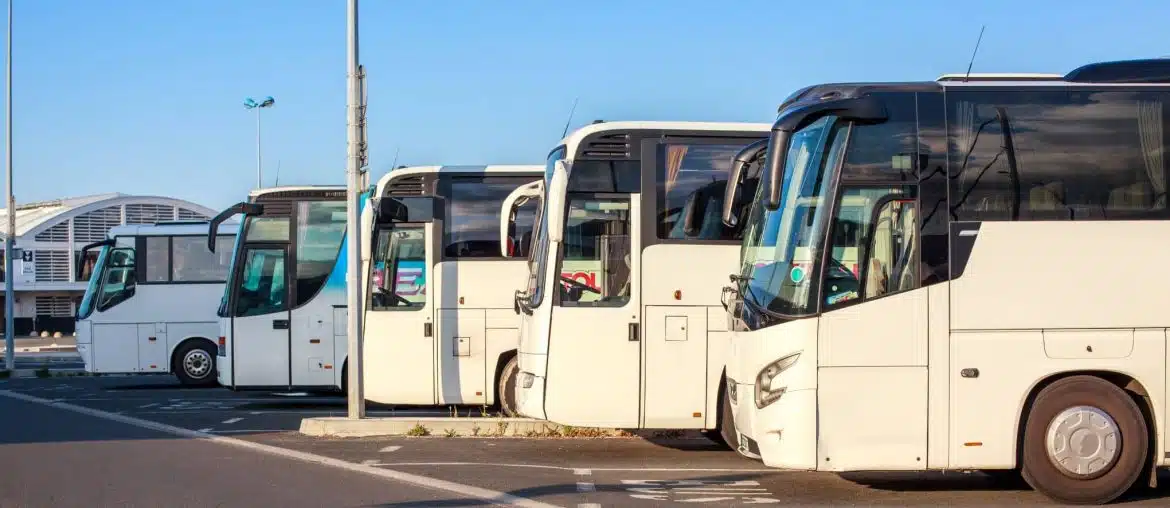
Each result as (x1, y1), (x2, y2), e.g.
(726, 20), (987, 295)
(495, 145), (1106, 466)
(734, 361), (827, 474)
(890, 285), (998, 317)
(3, 374), (1170, 506)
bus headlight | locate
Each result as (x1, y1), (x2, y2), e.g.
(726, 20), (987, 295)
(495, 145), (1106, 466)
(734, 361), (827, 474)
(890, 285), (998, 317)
(755, 352), (800, 409)
(520, 371), (535, 389)
(727, 377), (738, 403)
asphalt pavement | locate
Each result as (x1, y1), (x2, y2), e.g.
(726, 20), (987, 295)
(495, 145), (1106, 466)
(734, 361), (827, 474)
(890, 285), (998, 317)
(2, 374), (1170, 507)
(0, 391), (478, 507)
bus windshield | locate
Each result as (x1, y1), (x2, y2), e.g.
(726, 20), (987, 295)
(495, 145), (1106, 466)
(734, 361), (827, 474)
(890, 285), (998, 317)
(77, 245), (112, 320)
(525, 147), (563, 308)
(737, 115), (849, 318)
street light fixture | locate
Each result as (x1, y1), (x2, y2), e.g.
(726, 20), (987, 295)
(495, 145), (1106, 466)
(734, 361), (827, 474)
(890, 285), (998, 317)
(244, 96), (275, 189)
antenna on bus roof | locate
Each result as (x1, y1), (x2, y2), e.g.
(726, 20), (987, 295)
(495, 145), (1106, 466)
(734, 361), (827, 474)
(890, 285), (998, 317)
(274, 160), (281, 186)
(389, 146), (400, 170)
(561, 97), (579, 138)
(963, 25), (986, 83)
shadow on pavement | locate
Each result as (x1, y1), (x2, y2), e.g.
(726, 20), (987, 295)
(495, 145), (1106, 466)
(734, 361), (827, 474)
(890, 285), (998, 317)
(842, 469), (1170, 502)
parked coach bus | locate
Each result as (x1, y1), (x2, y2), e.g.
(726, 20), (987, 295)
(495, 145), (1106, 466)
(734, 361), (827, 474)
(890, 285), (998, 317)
(722, 58), (1170, 504)
(512, 121), (770, 443)
(75, 221), (237, 385)
(361, 165), (542, 415)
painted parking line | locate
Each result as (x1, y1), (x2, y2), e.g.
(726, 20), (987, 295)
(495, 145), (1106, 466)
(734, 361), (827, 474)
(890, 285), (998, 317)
(0, 390), (559, 508)
(622, 480), (779, 504)
(222, 417), (243, 424)
(380, 445), (402, 453)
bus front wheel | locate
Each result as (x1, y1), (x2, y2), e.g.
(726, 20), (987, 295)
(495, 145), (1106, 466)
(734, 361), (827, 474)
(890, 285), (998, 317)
(1021, 375), (1147, 505)
(497, 356), (520, 417)
(173, 340), (218, 387)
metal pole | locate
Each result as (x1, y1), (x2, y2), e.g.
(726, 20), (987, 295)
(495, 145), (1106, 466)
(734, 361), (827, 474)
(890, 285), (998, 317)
(255, 107), (262, 189)
(4, 0), (14, 371)
(345, 0), (364, 418)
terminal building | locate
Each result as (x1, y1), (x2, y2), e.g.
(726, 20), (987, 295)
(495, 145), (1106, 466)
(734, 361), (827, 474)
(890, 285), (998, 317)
(0, 193), (216, 337)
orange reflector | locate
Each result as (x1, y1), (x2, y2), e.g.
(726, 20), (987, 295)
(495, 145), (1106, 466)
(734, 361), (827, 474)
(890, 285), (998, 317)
(964, 442), (983, 447)
(693, 412), (702, 417)
(674, 290), (682, 300)
(324, 365), (333, 370)
(476, 391), (482, 396)
(149, 365), (156, 369)
(459, 296), (465, 304)
(310, 339), (321, 344)
(218, 336), (226, 346)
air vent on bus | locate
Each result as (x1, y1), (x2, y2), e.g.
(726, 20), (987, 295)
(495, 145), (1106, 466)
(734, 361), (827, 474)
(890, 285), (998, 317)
(386, 175), (425, 196)
(582, 133), (631, 159)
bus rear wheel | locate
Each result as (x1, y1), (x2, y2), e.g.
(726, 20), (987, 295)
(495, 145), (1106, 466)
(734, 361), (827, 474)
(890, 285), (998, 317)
(1020, 375), (1147, 505)
(497, 356), (520, 417)
(173, 340), (217, 387)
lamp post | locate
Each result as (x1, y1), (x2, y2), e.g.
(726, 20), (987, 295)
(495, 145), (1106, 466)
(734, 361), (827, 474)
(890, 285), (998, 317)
(345, 0), (365, 419)
(4, 0), (13, 371)
(244, 96), (275, 189)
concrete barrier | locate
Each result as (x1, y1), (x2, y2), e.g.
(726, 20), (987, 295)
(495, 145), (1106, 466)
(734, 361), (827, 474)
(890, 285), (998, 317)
(299, 416), (623, 438)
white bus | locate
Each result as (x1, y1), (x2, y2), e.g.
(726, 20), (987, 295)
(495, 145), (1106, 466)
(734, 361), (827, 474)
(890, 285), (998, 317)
(209, 185), (354, 391)
(512, 121), (770, 439)
(361, 165), (542, 415)
(74, 221), (238, 385)
(722, 58), (1170, 504)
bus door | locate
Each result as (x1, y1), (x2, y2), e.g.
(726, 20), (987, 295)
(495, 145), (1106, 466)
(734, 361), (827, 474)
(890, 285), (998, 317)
(364, 221), (436, 405)
(544, 194), (641, 428)
(231, 243), (292, 387)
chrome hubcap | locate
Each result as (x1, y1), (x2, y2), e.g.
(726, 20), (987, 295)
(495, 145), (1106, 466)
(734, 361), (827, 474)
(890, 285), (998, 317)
(183, 349), (213, 379)
(1046, 405), (1119, 477)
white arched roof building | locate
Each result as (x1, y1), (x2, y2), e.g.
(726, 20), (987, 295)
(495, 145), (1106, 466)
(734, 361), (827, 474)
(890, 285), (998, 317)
(0, 193), (216, 335)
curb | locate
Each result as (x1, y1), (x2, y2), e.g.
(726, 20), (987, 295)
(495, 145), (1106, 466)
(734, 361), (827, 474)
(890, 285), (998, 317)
(0, 367), (87, 379)
(299, 416), (623, 438)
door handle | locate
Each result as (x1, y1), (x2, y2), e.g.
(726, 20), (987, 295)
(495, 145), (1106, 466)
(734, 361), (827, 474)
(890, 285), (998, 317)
(628, 322), (639, 341)
(273, 319), (290, 330)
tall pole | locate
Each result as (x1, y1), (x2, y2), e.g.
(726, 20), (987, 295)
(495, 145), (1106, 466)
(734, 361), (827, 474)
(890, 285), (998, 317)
(255, 106), (262, 189)
(345, 0), (364, 418)
(4, 0), (14, 371)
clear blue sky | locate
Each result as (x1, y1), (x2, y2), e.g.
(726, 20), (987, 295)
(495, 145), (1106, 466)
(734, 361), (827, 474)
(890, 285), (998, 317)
(4, 0), (1166, 210)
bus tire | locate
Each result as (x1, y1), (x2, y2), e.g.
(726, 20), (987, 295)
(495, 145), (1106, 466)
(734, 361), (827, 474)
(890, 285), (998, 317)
(497, 356), (520, 417)
(1020, 375), (1147, 505)
(173, 340), (217, 387)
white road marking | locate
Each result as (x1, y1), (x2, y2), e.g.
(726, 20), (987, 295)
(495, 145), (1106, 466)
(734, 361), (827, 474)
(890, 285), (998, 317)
(380, 445), (402, 453)
(197, 428), (213, 433)
(361, 459), (380, 465)
(573, 469), (591, 476)
(576, 482), (595, 492)
(222, 417), (243, 424)
(206, 429), (288, 434)
(622, 480), (779, 504)
(137, 402), (158, 408)
(577, 505), (601, 508)
(0, 390), (559, 508)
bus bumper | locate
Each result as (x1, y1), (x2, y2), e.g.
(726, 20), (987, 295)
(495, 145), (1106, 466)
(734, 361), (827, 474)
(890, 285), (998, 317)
(516, 372), (547, 420)
(741, 387), (818, 470)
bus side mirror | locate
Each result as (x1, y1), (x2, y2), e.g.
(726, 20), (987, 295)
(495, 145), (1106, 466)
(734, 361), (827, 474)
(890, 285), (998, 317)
(765, 131), (790, 211)
(546, 161), (569, 243)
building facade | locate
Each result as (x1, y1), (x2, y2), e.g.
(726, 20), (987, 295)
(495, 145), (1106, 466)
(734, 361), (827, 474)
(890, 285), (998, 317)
(0, 193), (216, 336)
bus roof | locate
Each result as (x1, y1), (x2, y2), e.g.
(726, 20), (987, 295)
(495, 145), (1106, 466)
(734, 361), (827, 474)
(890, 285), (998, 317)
(107, 220), (240, 238)
(556, 121), (772, 160)
(374, 164), (543, 198)
(248, 185), (346, 199)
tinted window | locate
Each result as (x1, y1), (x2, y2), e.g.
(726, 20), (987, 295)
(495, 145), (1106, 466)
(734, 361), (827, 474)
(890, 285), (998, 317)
(443, 178), (538, 259)
(657, 143), (756, 240)
(840, 92), (920, 182)
(246, 217), (290, 241)
(145, 237), (169, 282)
(948, 89), (1169, 221)
(235, 248), (287, 317)
(172, 236), (234, 282)
(295, 201), (347, 306)
(567, 160), (640, 193)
